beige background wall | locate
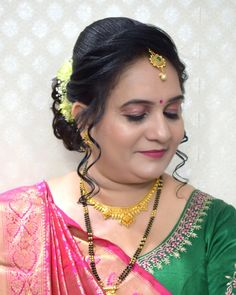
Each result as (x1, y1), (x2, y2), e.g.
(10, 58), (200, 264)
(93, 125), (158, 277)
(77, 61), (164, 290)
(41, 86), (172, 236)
(1, 0), (236, 206)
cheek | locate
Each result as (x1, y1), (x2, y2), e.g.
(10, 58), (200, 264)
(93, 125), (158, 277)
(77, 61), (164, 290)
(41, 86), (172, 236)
(172, 120), (185, 144)
(94, 117), (137, 147)
(177, 124), (185, 143)
(109, 124), (137, 144)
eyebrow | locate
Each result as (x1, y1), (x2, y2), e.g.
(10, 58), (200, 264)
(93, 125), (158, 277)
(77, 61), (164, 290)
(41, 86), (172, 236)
(120, 95), (184, 108)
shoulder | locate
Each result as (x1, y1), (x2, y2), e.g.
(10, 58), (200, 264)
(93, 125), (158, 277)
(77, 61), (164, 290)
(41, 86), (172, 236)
(206, 194), (236, 227)
(46, 171), (83, 224)
(0, 181), (49, 225)
(162, 173), (196, 202)
(0, 181), (47, 203)
(190, 190), (236, 254)
(193, 189), (236, 221)
(210, 195), (236, 212)
(187, 188), (236, 225)
(46, 171), (81, 207)
(163, 174), (235, 216)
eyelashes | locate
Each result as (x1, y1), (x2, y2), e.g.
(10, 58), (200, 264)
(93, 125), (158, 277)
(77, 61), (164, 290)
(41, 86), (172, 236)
(125, 112), (179, 122)
(125, 113), (147, 122)
(163, 112), (179, 120)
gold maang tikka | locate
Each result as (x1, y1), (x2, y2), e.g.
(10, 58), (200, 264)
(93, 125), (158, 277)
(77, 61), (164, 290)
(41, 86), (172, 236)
(148, 49), (167, 81)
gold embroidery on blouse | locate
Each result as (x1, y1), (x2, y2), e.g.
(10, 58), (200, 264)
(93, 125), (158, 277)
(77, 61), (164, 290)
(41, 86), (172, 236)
(137, 191), (213, 273)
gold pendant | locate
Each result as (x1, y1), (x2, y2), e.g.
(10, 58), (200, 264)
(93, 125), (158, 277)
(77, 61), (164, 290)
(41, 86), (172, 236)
(104, 285), (118, 294)
(120, 213), (134, 227)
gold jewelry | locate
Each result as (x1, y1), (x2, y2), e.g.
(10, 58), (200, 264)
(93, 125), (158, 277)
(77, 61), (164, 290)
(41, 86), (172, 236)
(82, 177), (163, 294)
(81, 130), (92, 147)
(148, 49), (167, 81)
(81, 178), (160, 227)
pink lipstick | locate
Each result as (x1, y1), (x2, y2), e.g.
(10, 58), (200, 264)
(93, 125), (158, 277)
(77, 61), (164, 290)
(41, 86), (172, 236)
(139, 150), (166, 159)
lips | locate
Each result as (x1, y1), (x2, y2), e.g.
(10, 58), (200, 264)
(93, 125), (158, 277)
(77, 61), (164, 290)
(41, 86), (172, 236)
(139, 149), (167, 158)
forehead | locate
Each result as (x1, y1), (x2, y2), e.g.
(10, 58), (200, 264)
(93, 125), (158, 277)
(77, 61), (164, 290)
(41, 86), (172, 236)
(107, 57), (182, 107)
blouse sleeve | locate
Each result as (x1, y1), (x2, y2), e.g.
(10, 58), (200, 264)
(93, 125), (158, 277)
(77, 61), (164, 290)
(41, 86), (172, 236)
(206, 200), (236, 295)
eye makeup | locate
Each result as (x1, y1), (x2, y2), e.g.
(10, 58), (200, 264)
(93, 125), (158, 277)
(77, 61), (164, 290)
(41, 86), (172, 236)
(121, 105), (149, 123)
(120, 95), (184, 123)
(125, 113), (148, 122)
(163, 100), (183, 120)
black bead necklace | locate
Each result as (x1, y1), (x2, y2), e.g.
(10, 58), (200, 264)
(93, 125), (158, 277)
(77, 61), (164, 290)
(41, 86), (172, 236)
(81, 176), (163, 295)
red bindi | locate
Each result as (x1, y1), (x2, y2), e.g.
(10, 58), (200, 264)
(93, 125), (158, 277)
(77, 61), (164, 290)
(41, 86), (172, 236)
(159, 99), (164, 104)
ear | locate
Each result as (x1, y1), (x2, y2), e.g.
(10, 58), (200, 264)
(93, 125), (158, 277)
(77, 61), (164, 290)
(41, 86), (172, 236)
(71, 102), (87, 123)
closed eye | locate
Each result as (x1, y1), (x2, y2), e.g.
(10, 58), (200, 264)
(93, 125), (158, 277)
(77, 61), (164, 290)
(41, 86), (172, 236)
(125, 113), (147, 122)
(164, 112), (179, 120)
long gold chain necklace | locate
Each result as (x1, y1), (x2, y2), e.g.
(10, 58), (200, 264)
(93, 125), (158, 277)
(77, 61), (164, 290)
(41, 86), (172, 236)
(80, 178), (160, 227)
(80, 176), (163, 295)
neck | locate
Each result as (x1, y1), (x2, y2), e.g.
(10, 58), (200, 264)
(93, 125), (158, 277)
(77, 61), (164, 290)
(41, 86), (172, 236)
(83, 165), (162, 207)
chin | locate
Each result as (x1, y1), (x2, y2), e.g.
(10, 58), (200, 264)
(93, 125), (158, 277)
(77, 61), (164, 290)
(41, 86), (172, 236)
(133, 169), (165, 182)
(135, 160), (172, 179)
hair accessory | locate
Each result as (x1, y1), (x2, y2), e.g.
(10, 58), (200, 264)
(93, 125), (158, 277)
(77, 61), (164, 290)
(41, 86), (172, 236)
(81, 177), (160, 227)
(148, 49), (167, 81)
(56, 59), (75, 123)
(81, 176), (163, 294)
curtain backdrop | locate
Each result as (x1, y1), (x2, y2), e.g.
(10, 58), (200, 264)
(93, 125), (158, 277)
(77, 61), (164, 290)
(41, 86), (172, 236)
(1, 0), (236, 206)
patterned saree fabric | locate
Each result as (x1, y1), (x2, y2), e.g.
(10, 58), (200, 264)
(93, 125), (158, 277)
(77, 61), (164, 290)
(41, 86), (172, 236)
(0, 182), (171, 295)
(0, 181), (236, 294)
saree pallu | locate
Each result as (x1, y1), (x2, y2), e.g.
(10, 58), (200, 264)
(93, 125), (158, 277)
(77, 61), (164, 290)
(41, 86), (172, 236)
(0, 182), (171, 295)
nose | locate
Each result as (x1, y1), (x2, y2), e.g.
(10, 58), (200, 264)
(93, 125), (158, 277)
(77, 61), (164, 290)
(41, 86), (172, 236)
(146, 113), (171, 143)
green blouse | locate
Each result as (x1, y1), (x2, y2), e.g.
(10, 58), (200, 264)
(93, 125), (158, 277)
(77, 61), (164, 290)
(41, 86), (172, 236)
(137, 190), (236, 294)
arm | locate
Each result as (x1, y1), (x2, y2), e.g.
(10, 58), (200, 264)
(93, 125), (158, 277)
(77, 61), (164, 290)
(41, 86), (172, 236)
(207, 201), (236, 294)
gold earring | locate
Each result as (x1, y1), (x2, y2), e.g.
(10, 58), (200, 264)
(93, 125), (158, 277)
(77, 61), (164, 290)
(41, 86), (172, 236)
(81, 130), (92, 147)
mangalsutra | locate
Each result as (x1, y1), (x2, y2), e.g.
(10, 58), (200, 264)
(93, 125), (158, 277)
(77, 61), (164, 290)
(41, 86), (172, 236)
(81, 177), (163, 294)
(80, 178), (160, 227)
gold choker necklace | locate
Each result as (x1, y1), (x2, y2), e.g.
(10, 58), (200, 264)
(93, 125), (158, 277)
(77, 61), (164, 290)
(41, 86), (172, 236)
(80, 178), (160, 227)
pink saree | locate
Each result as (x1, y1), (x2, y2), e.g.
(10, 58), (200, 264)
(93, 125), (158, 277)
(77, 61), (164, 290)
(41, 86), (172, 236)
(0, 181), (171, 295)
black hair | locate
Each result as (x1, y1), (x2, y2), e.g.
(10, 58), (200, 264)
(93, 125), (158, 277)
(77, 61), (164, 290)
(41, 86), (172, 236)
(51, 17), (188, 203)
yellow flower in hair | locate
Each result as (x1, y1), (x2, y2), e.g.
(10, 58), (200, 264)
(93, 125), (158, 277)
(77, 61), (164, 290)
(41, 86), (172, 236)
(57, 59), (72, 81)
(56, 59), (75, 123)
(59, 96), (74, 123)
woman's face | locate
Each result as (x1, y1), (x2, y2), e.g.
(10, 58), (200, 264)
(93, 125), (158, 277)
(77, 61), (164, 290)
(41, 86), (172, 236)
(91, 56), (184, 183)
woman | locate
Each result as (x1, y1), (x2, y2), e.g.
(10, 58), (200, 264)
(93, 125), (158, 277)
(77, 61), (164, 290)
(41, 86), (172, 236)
(0, 17), (235, 295)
